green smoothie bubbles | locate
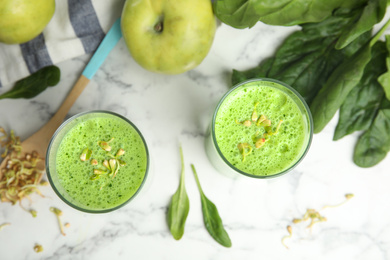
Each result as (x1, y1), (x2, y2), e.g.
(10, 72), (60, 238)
(205, 79), (313, 179)
(46, 111), (149, 213)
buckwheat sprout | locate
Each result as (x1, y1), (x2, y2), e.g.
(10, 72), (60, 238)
(281, 225), (292, 249)
(50, 207), (66, 236)
(0, 222), (11, 231)
(321, 193), (354, 210)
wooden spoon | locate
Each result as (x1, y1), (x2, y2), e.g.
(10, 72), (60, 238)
(0, 18), (122, 184)
(0, 75), (89, 170)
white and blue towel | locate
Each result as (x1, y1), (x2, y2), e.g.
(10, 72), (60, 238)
(0, 0), (124, 88)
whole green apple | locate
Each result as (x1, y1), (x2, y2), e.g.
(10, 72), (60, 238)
(121, 0), (216, 74)
(0, 0), (55, 44)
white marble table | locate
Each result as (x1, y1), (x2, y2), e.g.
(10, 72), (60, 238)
(1, 19), (390, 260)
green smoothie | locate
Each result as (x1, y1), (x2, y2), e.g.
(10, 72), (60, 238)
(47, 111), (149, 212)
(209, 79), (312, 178)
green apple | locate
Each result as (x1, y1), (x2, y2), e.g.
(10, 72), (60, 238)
(121, 0), (216, 74)
(0, 0), (55, 44)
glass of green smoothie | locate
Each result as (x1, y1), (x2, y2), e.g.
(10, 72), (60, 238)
(46, 110), (150, 213)
(205, 78), (313, 179)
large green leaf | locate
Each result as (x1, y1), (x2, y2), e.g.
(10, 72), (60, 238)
(354, 99), (390, 167)
(310, 43), (373, 133)
(213, 0), (365, 28)
(310, 17), (390, 133)
(232, 12), (371, 105)
(213, 0), (291, 29)
(334, 41), (388, 140)
(378, 35), (390, 100)
(260, 0), (358, 26)
(336, 0), (387, 49)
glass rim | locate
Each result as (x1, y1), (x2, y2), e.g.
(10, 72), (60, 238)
(45, 110), (150, 213)
(211, 78), (313, 179)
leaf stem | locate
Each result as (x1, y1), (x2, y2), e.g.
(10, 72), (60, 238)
(191, 164), (203, 195)
(179, 145), (185, 181)
(370, 18), (390, 47)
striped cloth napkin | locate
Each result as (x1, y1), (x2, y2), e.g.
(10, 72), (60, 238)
(0, 0), (124, 88)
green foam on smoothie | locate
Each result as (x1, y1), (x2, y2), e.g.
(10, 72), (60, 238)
(214, 81), (309, 176)
(54, 113), (148, 211)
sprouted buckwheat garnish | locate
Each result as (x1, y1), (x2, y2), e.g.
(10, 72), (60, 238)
(34, 244), (43, 253)
(281, 193), (354, 249)
(115, 148), (125, 157)
(235, 119), (252, 127)
(90, 159), (98, 166)
(292, 208), (327, 230)
(79, 148), (92, 161)
(237, 143), (252, 162)
(234, 103), (284, 161)
(29, 209), (37, 218)
(40, 181), (49, 186)
(257, 115), (271, 127)
(322, 193), (354, 210)
(50, 207), (66, 236)
(98, 137), (114, 152)
(251, 102), (259, 122)
(0, 127), (45, 215)
(81, 138), (126, 184)
(0, 222), (11, 231)
(255, 137), (266, 149)
(281, 226), (292, 249)
(0, 128), (21, 157)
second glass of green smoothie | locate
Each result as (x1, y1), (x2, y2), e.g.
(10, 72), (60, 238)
(205, 78), (313, 179)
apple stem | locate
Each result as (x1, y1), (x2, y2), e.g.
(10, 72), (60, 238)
(154, 21), (163, 33)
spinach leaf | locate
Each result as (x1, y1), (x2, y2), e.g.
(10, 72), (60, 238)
(378, 35), (390, 100)
(353, 98), (390, 167)
(232, 57), (274, 86)
(191, 164), (232, 248)
(213, 0), (365, 28)
(213, 0), (291, 29)
(310, 17), (390, 133)
(310, 43), (373, 133)
(335, 0), (387, 49)
(259, 0), (360, 26)
(0, 66), (60, 100)
(232, 11), (371, 105)
(167, 146), (190, 240)
(334, 41), (388, 140)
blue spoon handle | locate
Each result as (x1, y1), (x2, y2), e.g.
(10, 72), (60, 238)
(82, 18), (123, 80)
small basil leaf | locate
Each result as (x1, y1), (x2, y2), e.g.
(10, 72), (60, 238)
(0, 65), (61, 100)
(191, 164), (232, 248)
(167, 146), (190, 240)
